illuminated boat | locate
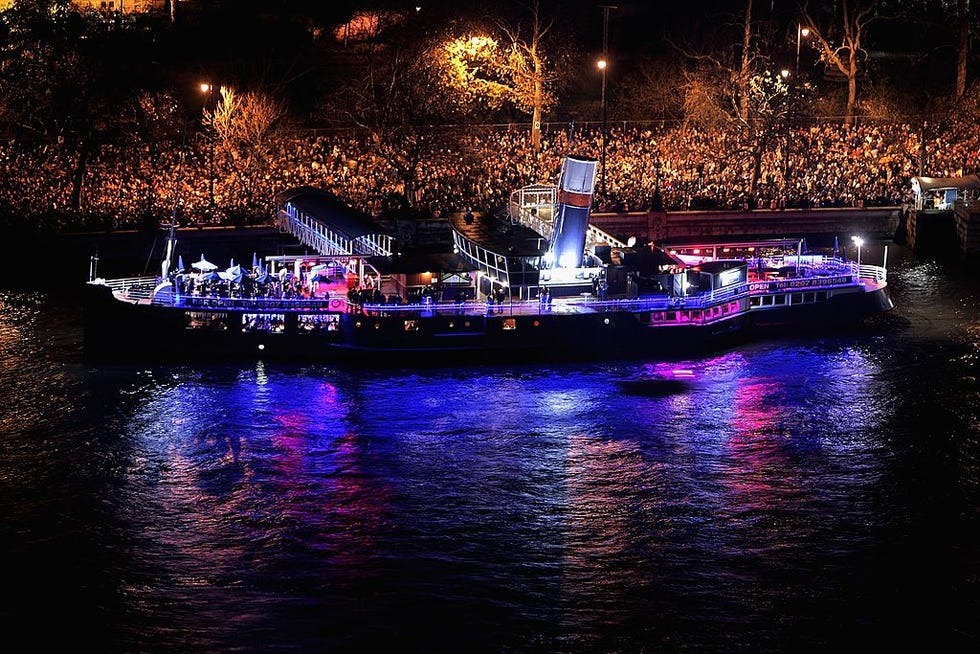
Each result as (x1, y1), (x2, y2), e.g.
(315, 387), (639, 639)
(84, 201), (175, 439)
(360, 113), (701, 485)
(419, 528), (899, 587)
(83, 155), (893, 365)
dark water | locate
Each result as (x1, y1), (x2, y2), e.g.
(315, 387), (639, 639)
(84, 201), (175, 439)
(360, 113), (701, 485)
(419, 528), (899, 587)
(1, 243), (977, 653)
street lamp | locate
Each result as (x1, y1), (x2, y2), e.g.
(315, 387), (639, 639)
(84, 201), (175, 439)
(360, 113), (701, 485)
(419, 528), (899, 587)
(796, 24), (810, 76)
(851, 235), (864, 279)
(785, 25), (809, 195)
(598, 5), (616, 198)
(199, 82), (215, 212)
(597, 57), (607, 197)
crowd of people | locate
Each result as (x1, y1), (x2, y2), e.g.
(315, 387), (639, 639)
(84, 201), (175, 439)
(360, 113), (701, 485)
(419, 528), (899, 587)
(1, 117), (976, 233)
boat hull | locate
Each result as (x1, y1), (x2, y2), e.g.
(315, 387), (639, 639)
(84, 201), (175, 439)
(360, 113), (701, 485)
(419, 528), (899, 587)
(83, 283), (752, 365)
(84, 282), (893, 366)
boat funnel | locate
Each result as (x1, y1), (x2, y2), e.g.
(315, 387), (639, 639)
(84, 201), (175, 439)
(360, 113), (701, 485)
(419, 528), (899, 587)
(546, 155), (597, 268)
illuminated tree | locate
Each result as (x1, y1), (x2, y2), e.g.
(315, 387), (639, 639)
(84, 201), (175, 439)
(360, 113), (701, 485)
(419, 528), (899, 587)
(730, 68), (795, 195)
(439, 0), (557, 151)
(681, 59), (796, 198)
(204, 86), (291, 218)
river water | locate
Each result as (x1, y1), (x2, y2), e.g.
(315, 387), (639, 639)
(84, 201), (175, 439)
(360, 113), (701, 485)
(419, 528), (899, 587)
(0, 242), (976, 653)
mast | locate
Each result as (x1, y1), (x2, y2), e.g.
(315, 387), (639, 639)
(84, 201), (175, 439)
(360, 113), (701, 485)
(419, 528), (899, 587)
(161, 118), (190, 280)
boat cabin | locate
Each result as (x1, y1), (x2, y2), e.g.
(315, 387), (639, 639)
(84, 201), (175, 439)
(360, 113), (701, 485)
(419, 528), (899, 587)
(911, 174), (980, 211)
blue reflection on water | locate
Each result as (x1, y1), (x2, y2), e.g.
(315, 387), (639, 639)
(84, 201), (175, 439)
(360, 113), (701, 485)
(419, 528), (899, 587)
(1, 255), (976, 652)
(90, 342), (896, 651)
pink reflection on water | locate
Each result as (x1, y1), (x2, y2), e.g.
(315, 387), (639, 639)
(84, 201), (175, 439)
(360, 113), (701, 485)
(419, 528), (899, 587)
(559, 433), (655, 628)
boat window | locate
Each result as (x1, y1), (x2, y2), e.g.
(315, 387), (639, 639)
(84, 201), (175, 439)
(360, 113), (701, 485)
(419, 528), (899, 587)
(774, 295), (787, 305)
(816, 291), (828, 301)
(298, 314), (340, 333)
(404, 320), (420, 332)
(792, 293), (803, 304)
(243, 313), (285, 333)
(804, 292), (815, 303)
(750, 297), (761, 307)
(502, 318), (517, 331)
(185, 311), (228, 331)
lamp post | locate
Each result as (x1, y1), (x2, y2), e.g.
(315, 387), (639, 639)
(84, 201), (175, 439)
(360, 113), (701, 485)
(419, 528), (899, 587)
(598, 5), (616, 198)
(781, 69), (791, 183)
(597, 57), (607, 197)
(199, 82), (215, 212)
(785, 25), (809, 197)
(851, 235), (864, 280)
(796, 24), (810, 76)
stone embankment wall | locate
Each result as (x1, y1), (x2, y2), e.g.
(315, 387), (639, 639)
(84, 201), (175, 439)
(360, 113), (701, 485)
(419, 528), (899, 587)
(590, 207), (902, 244)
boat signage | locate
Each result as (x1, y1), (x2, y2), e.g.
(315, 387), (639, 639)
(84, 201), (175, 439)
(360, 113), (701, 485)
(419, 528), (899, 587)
(748, 275), (852, 293)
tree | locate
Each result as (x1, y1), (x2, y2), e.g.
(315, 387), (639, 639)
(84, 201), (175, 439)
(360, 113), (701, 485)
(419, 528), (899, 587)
(0, 0), (94, 139)
(730, 68), (794, 197)
(438, 0), (557, 151)
(205, 85), (291, 219)
(614, 54), (686, 123)
(800, 0), (889, 128)
(321, 11), (467, 215)
(737, 0), (755, 123)
(956, 0), (970, 98)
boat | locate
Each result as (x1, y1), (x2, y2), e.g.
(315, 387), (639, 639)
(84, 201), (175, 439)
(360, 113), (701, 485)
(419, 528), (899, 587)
(615, 366), (696, 396)
(83, 154), (894, 365)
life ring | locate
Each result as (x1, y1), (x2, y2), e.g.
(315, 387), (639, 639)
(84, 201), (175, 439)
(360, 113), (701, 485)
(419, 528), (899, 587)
(330, 299), (342, 309)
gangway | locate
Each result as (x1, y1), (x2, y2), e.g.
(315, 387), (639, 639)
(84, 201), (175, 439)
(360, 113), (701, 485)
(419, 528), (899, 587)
(275, 186), (394, 257)
(507, 183), (628, 253)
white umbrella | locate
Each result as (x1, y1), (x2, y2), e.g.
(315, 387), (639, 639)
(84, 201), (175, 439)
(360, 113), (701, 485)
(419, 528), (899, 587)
(192, 255), (218, 272)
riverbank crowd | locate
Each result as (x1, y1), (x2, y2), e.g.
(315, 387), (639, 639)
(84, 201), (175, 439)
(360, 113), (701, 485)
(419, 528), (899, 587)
(1, 119), (975, 233)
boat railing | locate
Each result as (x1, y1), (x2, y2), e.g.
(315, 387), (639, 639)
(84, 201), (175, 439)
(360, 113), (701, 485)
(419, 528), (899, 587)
(172, 295), (347, 311)
(91, 276), (157, 292)
(91, 276), (158, 301)
(756, 256), (887, 284)
(857, 263), (888, 283)
(357, 283), (750, 317)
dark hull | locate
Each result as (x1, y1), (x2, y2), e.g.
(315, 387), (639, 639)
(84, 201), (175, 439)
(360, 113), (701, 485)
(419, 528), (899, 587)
(84, 283), (893, 367)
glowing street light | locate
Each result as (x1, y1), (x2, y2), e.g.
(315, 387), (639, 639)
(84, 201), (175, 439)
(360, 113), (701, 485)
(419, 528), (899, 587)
(199, 82), (215, 212)
(597, 57), (607, 197)
(851, 235), (864, 279)
(796, 24), (810, 75)
(785, 23), (809, 190)
(597, 5), (616, 198)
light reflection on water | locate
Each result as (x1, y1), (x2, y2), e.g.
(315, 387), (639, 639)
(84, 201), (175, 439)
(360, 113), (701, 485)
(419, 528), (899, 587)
(0, 245), (977, 652)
